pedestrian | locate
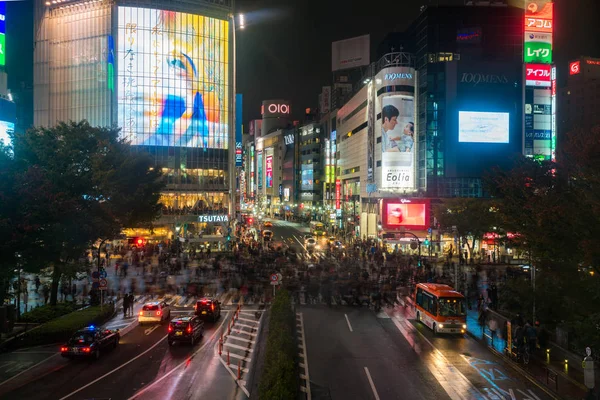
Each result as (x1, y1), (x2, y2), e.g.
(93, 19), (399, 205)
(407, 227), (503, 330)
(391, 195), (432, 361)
(34, 276), (41, 293)
(525, 320), (537, 354)
(123, 294), (130, 318)
(42, 284), (50, 304)
(128, 293), (135, 316)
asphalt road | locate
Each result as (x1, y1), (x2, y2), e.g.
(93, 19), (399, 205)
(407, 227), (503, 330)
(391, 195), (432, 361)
(300, 303), (552, 400)
(0, 307), (245, 400)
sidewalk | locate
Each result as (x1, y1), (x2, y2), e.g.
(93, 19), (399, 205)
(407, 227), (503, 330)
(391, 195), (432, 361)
(466, 309), (594, 400)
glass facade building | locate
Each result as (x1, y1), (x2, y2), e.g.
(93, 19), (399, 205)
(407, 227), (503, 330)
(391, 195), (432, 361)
(34, 0), (234, 239)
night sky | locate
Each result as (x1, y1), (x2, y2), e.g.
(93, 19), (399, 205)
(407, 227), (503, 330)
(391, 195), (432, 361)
(4, 0), (600, 126)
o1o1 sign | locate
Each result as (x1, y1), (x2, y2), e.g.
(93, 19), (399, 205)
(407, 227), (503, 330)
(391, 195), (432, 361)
(262, 101), (291, 117)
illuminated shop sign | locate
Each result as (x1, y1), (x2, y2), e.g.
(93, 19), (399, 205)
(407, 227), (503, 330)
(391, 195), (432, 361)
(284, 134), (294, 145)
(524, 42), (552, 64)
(570, 61), (580, 75)
(265, 155), (273, 188)
(235, 142), (243, 166)
(335, 180), (341, 210)
(261, 101), (291, 117)
(198, 215), (229, 223)
(0, 2), (6, 67)
(526, 63), (551, 87)
(525, 18), (552, 33)
(460, 73), (509, 86)
(384, 73), (413, 81)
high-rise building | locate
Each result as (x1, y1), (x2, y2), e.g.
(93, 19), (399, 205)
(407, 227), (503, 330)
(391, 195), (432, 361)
(34, 0), (234, 242)
(559, 57), (600, 135)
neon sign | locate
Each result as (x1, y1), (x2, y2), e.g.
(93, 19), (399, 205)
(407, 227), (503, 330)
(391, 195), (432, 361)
(570, 61), (580, 75)
(526, 64), (551, 87)
(265, 155), (273, 188)
(525, 18), (552, 33)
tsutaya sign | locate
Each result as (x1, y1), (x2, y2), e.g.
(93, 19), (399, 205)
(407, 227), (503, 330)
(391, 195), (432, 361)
(198, 215), (229, 223)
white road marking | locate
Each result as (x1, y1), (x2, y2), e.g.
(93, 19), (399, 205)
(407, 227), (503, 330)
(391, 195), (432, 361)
(126, 311), (230, 400)
(364, 367), (380, 400)
(344, 313), (354, 332)
(58, 333), (168, 400)
(144, 325), (160, 335)
(391, 315), (486, 400)
(0, 353), (59, 387)
(217, 356), (251, 397)
(297, 313), (311, 400)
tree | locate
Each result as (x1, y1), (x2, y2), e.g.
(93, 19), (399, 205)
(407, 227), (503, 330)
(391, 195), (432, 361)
(10, 121), (164, 305)
(433, 198), (499, 259)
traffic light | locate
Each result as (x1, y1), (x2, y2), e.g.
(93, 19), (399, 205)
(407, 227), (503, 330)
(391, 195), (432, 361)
(133, 237), (145, 248)
(424, 238), (430, 246)
(417, 259), (422, 268)
(226, 234), (231, 241)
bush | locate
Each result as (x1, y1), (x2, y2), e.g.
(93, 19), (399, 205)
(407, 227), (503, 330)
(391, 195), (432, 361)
(258, 289), (299, 400)
(19, 302), (82, 323)
(11, 304), (115, 349)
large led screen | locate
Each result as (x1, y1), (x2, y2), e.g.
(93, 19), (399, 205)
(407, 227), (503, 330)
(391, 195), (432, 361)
(117, 7), (229, 148)
(380, 95), (415, 189)
(0, 120), (14, 147)
(458, 111), (509, 143)
(381, 199), (430, 231)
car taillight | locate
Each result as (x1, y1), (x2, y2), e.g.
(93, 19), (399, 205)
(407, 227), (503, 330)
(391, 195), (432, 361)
(139, 311), (144, 316)
(187, 325), (192, 333)
(194, 304), (197, 310)
(61, 347), (67, 352)
(156, 311), (161, 316)
(168, 325), (173, 333)
(211, 304), (214, 311)
(83, 347), (91, 353)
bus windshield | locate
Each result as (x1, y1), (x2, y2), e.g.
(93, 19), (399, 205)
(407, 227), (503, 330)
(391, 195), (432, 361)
(437, 298), (467, 317)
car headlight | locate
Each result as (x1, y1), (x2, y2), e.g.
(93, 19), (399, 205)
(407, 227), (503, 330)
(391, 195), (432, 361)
(462, 324), (467, 329)
(438, 324), (444, 329)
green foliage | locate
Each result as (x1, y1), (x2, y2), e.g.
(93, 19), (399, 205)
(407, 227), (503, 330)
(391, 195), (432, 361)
(433, 198), (500, 255)
(11, 304), (114, 349)
(19, 302), (82, 323)
(486, 125), (600, 353)
(258, 289), (299, 400)
(1, 121), (164, 305)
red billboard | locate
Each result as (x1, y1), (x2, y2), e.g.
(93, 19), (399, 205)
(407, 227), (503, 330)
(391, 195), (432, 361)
(525, 63), (551, 87)
(381, 198), (430, 231)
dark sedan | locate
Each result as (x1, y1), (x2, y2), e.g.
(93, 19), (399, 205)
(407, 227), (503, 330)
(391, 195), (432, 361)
(60, 326), (120, 360)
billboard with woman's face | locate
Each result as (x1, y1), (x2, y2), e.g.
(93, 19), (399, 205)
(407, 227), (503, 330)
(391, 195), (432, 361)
(380, 95), (415, 189)
(117, 7), (229, 148)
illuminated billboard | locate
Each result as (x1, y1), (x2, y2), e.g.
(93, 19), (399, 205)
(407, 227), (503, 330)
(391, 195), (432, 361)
(0, 120), (14, 147)
(380, 95), (415, 189)
(459, 112), (509, 144)
(117, 7), (229, 148)
(265, 155), (273, 188)
(526, 64), (551, 87)
(570, 61), (581, 75)
(524, 42), (552, 64)
(0, 2), (5, 67)
(382, 199), (430, 231)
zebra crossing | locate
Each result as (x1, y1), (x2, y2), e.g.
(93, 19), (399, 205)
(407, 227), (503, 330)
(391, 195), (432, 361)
(124, 291), (262, 309)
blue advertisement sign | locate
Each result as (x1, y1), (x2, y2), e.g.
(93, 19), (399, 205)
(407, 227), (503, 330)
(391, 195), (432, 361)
(0, 2), (5, 34)
(235, 94), (243, 167)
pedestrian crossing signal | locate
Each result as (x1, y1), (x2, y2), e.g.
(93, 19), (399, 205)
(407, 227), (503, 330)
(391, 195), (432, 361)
(226, 235), (231, 241)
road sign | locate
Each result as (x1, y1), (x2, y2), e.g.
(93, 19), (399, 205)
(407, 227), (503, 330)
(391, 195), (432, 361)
(99, 278), (108, 288)
(276, 273), (283, 282)
(99, 270), (107, 279)
(428, 227), (432, 234)
(92, 271), (100, 280)
(92, 281), (100, 289)
(270, 274), (278, 282)
(270, 281), (279, 286)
